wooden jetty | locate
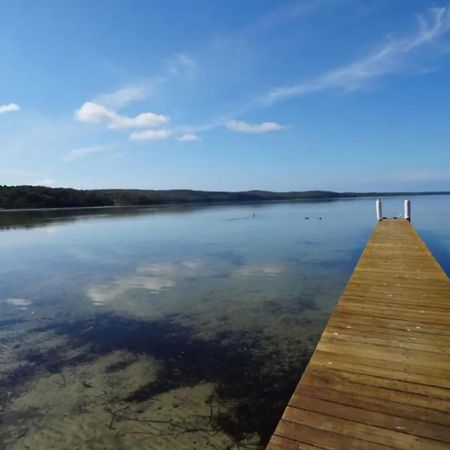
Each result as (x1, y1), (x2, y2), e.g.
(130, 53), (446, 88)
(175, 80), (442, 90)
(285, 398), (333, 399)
(267, 219), (450, 450)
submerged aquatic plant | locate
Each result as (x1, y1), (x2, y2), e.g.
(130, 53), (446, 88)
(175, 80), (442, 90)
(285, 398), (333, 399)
(5, 312), (313, 446)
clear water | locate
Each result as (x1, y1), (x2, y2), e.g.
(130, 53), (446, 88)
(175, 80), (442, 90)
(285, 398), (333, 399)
(0, 196), (449, 449)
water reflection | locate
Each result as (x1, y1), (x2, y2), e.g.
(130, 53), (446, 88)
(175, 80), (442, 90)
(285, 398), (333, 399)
(234, 264), (283, 277)
(2, 298), (32, 307)
(87, 261), (206, 306)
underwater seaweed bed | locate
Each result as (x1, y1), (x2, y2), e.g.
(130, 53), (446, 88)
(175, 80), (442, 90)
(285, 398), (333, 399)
(0, 312), (315, 448)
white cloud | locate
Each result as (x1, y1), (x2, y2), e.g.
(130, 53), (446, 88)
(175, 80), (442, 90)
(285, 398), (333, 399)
(167, 53), (197, 77)
(75, 102), (113, 123)
(74, 59), (197, 139)
(0, 103), (20, 114)
(95, 84), (151, 109)
(108, 111), (169, 129)
(178, 133), (201, 141)
(75, 102), (169, 130)
(64, 144), (113, 162)
(130, 129), (172, 141)
(226, 120), (284, 133)
(260, 5), (450, 105)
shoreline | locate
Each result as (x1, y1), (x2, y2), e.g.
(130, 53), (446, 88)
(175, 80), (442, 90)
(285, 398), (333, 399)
(1, 191), (449, 213)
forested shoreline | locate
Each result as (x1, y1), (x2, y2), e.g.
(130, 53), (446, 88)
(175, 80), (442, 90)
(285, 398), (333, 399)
(0, 185), (448, 210)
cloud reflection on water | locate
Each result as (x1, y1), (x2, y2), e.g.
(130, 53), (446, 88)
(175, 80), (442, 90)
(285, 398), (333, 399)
(234, 264), (283, 278)
(3, 298), (32, 307)
(87, 260), (204, 306)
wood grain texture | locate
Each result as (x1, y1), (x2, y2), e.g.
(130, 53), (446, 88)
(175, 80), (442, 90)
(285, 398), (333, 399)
(267, 219), (450, 450)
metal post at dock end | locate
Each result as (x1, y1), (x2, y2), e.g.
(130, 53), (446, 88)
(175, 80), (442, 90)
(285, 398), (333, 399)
(404, 199), (411, 221)
(376, 198), (383, 221)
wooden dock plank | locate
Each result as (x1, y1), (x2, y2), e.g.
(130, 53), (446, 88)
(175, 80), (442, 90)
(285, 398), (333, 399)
(291, 386), (450, 427)
(267, 220), (450, 450)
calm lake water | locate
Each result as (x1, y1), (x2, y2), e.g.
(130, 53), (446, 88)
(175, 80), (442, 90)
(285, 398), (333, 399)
(1, 196), (449, 449)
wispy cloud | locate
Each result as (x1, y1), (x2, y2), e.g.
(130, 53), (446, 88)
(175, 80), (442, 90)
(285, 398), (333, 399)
(64, 144), (114, 162)
(260, 5), (450, 105)
(74, 53), (198, 142)
(178, 133), (201, 141)
(75, 102), (169, 130)
(250, 0), (340, 33)
(0, 103), (20, 114)
(130, 129), (172, 141)
(167, 53), (198, 78)
(226, 120), (284, 133)
(94, 84), (153, 109)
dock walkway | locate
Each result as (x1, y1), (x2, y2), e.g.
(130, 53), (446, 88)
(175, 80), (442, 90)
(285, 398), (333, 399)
(267, 219), (450, 450)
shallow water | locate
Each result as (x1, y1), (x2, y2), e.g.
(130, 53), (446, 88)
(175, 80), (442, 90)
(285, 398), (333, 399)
(0, 196), (449, 449)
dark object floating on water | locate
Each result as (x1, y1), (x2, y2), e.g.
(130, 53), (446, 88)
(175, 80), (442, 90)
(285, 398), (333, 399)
(225, 215), (254, 221)
(305, 217), (309, 220)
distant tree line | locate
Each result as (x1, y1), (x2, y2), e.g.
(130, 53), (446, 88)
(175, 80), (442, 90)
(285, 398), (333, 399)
(0, 186), (111, 209)
(0, 185), (448, 210)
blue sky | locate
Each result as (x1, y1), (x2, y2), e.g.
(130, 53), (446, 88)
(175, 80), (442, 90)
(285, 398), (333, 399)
(0, 0), (449, 192)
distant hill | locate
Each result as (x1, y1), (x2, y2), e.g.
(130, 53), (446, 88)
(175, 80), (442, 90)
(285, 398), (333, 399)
(0, 185), (449, 210)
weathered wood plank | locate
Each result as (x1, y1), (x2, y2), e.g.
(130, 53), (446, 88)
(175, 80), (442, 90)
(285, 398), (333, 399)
(267, 219), (450, 449)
